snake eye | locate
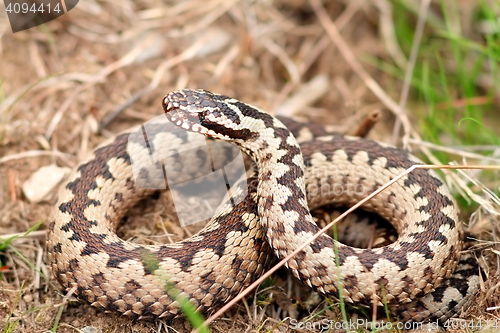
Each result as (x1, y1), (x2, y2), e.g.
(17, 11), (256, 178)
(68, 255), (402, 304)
(186, 111), (204, 124)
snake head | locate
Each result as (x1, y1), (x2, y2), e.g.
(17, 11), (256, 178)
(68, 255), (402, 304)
(163, 89), (253, 141)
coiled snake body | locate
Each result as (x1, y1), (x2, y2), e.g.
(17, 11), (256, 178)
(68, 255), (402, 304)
(47, 89), (480, 323)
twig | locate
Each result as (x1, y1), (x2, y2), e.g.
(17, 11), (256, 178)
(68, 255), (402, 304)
(352, 109), (381, 137)
(272, 0), (363, 110)
(392, 0), (431, 146)
(0, 150), (73, 165)
(99, 37), (209, 131)
(45, 86), (85, 140)
(309, 0), (413, 146)
(8, 169), (17, 202)
(407, 138), (500, 163)
(373, 0), (408, 69)
(261, 37), (301, 85)
(51, 286), (77, 332)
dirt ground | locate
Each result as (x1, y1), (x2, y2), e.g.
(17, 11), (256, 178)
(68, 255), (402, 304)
(0, 0), (499, 332)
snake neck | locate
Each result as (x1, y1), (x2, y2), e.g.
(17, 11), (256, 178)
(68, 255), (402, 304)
(233, 113), (319, 254)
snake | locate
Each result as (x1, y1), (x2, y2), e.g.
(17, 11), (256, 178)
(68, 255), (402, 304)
(47, 89), (481, 324)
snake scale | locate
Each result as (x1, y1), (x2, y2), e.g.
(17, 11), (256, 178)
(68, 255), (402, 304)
(47, 89), (481, 323)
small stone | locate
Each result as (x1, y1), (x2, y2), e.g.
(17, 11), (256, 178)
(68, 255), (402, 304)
(22, 165), (70, 203)
(81, 326), (102, 333)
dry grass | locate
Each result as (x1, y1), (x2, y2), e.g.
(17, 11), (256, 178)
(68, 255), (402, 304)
(0, 0), (498, 332)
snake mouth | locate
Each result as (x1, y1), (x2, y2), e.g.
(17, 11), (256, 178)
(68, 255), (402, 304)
(163, 103), (207, 134)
